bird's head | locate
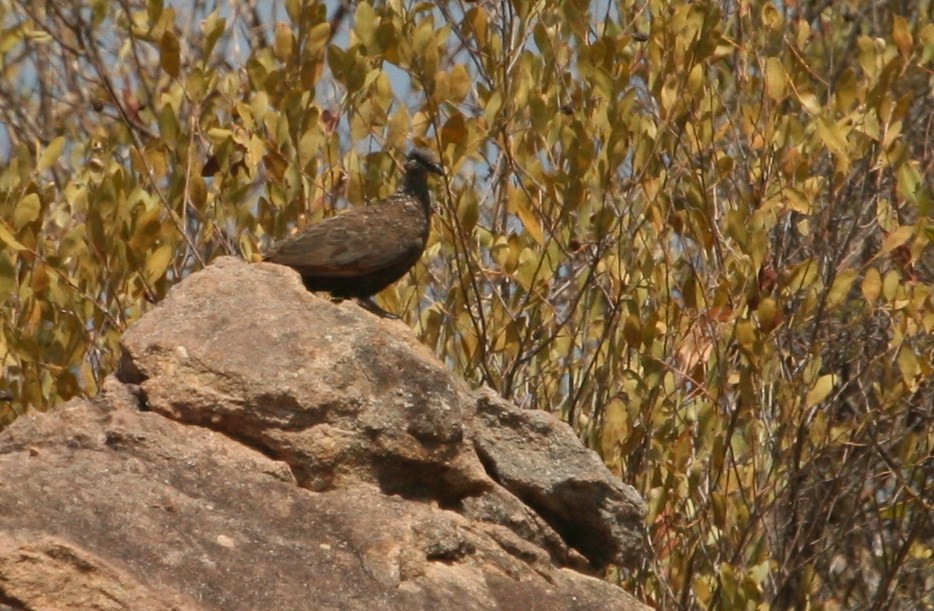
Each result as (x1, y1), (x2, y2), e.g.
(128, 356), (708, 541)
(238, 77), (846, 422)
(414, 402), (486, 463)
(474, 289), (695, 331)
(405, 149), (445, 177)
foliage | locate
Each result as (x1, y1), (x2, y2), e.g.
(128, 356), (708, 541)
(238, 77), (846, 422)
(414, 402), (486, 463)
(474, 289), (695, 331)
(1, 0), (932, 607)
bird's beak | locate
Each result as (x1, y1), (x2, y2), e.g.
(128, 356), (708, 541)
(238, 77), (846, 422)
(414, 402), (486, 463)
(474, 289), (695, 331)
(427, 162), (445, 177)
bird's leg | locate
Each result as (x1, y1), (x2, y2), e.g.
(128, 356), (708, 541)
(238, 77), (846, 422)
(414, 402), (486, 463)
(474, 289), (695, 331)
(354, 297), (399, 319)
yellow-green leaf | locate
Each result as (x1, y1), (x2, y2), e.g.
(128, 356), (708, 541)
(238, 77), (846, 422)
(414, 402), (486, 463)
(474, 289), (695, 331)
(805, 374), (836, 408)
(796, 90), (821, 115)
(146, 242), (174, 283)
(897, 163), (922, 204)
(757, 297), (780, 333)
(355, 1), (377, 47)
(38, 136), (65, 172)
(897, 345), (919, 387)
(764, 57), (786, 101)
(827, 268), (857, 308)
(188, 174), (207, 208)
(129, 205), (164, 254)
(386, 106), (409, 149)
(509, 186), (545, 246)
(449, 64), (470, 102)
(307, 23), (331, 54)
(761, 2), (782, 30)
(485, 90), (502, 125)
(835, 68), (857, 111)
(0, 221), (27, 251)
(736, 320), (756, 351)
(273, 23), (294, 61)
(861, 267), (881, 304)
(147, 0), (164, 22)
(879, 225), (913, 258)
(816, 116), (848, 162)
(623, 314), (641, 347)
(882, 269), (901, 301)
(14, 193), (41, 229)
(207, 127), (234, 144)
(160, 31), (180, 78)
(201, 11), (226, 59)
(785, 187), (810, 214)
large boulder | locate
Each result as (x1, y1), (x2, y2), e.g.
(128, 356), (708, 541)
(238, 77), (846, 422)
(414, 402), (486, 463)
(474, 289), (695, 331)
(0, 256), (647, 610)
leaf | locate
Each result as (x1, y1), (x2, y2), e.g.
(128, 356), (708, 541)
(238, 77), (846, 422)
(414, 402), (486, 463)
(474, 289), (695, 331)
(764, 57), (786, 101)
(188, 174), (207, 208)
(490, 236), (510, 269)
(201, 11), (226, 59)
(896, 163), (922, 204)
(273, 22), (293, 62)
(897, 345), (919, 387)
(411, 18), (434, 55)
(882, 269), (901, 301)
(509, 186), (545, 246)
(749, 561), (772, 586)
(485, 90), (502, 125)
(835, 68), (857, 111)
(14, 193), (41, 229)
(761, 3), (782, 30)
(861, 267), (881, 304)
(0, 24), (24, 55)
(354, 1), (377, 47)
(827, 268), (857, 308)
(686, 63), (704, 96)
(23, 28), (52, 43)
(160, 30), (180, 78)
(146, 147), (168, 180)
(307, 23), (331, 54)
(757, 297), (780, 333)
(38, 136), (65, 172)
(878, 225), (913, 258)
(0, 221), (26, 251)
(623, 314), (641, 347)
(735, 320), (756, 352)
(457, 194), (478, 234)
(466, 7), (488, 47)
(298, 127), (322, 167)
(328, 45), (348, 87)
(146, 242), (174, 283)
(386, 106), (409, 149)
(207, 127), (234, 144)
(147, 0), (164, 22)
(440, 112), (466, 150)
(784, 187), (810, 214)
(263, 151), (289, 182)
(660, 74), (679, 115)
(158, 103), (179, 146)
(600, 397), (630, 457)
(805, 374), (836, 408)
(448, 64), (470, 102)
(816, 116), (848, 163)
(893, 16), (913, 57)
(795, 90), (821, 115)
(128, 205), (163, 254)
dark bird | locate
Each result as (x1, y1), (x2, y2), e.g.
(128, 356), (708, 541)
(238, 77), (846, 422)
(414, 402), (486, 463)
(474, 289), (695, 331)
(263, 149), (445, 315)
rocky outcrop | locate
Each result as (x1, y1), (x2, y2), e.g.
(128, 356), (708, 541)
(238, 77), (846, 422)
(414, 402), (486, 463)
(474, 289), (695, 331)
(0, 257), (647, 610)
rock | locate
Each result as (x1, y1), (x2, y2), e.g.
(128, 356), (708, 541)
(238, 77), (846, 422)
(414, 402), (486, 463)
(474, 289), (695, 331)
(472, 389), (647, 568)
(0, 256), (648, 610)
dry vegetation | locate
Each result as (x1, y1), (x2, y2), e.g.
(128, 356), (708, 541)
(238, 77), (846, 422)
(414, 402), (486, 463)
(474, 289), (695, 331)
(0, 0), (931, 607)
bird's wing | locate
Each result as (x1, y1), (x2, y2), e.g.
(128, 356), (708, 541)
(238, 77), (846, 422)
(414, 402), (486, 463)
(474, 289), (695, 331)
(263, 206), (425, 277)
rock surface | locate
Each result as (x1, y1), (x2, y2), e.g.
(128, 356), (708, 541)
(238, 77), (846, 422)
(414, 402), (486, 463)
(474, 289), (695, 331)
(0, 256), (647, 610)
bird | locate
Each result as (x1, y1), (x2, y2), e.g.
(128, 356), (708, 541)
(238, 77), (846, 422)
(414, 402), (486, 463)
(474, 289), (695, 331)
(263, 148), (445, 316)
